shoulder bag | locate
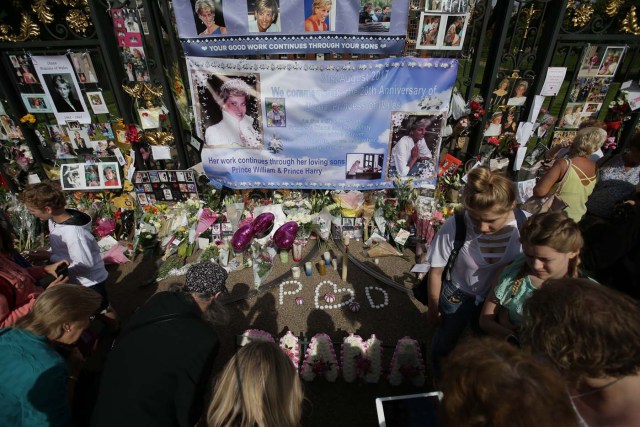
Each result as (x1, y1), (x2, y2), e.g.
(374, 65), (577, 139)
(523, 159), (570, 215)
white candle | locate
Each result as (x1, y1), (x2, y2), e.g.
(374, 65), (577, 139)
(291, 266), (301, 279)
(323, 251), (331, 265)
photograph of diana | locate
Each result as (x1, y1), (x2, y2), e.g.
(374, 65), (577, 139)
(199, 75), (263, 149)
(248, 0), (281, 33)
(44, 74), (85, 113)
(387, 113), (442, 180)
(193, 0), (227, 35)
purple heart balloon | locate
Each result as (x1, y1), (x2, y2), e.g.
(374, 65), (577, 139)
(231, 224), (255, 252)
(251, 212), (275, 238)
(273, 221), (299, 250)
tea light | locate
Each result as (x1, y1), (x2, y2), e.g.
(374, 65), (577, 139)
(323, 251), (331, 265)
(305, 262), (313, 276)
(291, 266), (301, 279)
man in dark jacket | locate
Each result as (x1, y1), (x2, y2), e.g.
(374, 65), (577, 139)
(91, 261), (229, 427)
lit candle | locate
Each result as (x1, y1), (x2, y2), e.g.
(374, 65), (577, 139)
(291, 266), (301, 279)
(323, 251), (331, 265)
(304, 262), (313, 276)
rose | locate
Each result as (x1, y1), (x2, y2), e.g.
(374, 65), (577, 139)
(487, 136), (500, 146)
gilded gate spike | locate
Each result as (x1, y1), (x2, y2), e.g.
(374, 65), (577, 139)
(571, 3), (594, 28)
(0, 12), (40, 42)
(620, 5), (640, 35)
(66, 9), (91, 34)
(122, 83), (164, 109)
(604, 0), (624, 17)
(143, 131), (174, 146)
(32, 0), (55, 24)
(54, 0), (80, 7)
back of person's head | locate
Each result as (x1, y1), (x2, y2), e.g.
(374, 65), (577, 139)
(572, 127), (607, 156)
(520, 278), (640, 386)
(577, 119), (607, 130)
(14, 284), (102, 340)
(440, 337), (577, 427)
(520, 212), (583, 277)
(207, 341), (303, 427)
(168, 261), (230, 325)
(20, 182), (66, 211)
(462, 167), (516, 213)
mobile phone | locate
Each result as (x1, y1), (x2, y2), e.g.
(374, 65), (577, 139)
(56, 263), (69, 278)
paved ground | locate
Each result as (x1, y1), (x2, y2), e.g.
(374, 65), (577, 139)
(99, 240), (435, 426)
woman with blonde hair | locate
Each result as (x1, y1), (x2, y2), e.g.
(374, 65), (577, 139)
(427, 167), (526, 377)
(480, 212), (583, 342)
(207, 341), (303, 427)
(533, 126), (602, 222)
(305, 0), (332, 32)
(0, 284), (102, 426)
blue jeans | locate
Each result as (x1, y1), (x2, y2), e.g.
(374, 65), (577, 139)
(431, 279), (482, 378)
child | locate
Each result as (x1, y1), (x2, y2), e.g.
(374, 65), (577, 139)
(20, 182), (110, 311)
(479, 212), (583, 342)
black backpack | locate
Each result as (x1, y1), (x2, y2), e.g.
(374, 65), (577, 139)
(412, 209), (527, 305)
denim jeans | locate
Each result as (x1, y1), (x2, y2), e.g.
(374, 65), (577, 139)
(431, 279), (482, 379)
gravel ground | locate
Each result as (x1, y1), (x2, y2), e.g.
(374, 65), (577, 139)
(103, 240), (436, 426)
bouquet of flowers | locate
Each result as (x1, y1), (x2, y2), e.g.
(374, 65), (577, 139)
(605, 93), (631, 132)
(301, 333), (339, 382)
(279, 331), (300, 370)
(388, 336), (426, 386)
(341, 334), (382, 383)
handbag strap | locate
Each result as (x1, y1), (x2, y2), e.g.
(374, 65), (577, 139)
(443, 212), (466, 281)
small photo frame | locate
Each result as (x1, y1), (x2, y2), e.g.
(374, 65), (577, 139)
(416, 13), (443, 49)
(86, 91), (109, 115)
(21, 94), (53, 113)
(100, 162), (122, 188)
(524, 142), (549, 166)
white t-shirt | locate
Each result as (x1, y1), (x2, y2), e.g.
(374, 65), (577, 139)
(428, 211), (525, 302)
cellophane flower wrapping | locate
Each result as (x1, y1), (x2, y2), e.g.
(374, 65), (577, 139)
(301, 333), (339, 382)
(332, 191), (364, 217)
(252, 243), (276, 288)
(388, 336), (426, 386)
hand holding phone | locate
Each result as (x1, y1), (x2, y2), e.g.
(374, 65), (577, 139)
(56, 263), (69, 278)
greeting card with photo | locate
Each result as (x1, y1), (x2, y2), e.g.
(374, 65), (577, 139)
(21, 94), (53, 113)
(86, 91), (109, 114)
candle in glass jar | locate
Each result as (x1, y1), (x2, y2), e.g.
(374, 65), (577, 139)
(318, 262), (326, 276)
(291, 266), (301, 279)
(305, 262), (313, 276)
(323, 251), (331, 265)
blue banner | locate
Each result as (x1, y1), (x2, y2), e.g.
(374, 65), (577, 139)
(174, 0), (409, 55)
(188, 57), (457, 190)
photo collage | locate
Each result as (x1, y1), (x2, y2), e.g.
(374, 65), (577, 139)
(60, 162), (122, 190)
(46, 122), (116, 160)
(111, 8), (151, 83)
(132, 170), (199, 205)
(416, 0), (471, 51)
(559, 45), (625, 129)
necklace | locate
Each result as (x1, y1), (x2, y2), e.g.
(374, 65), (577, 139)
(570, 377), (623, 399)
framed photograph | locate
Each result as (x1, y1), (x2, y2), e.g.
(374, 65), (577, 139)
(440, 14), (469, 51)
(524, 142), (549, 166)
(86, 91), (109, 114)
(551, 130), (576, 148)
(596, 46), (625, 77)
(578, 45), (606, 77)
(100, 162), (122, 188)
(21, 94), (53, 113)
(416, 13), (443, 50)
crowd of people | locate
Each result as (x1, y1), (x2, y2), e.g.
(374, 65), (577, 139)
(0, 129), (639, 426)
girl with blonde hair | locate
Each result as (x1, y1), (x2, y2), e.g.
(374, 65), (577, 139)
(207, 341), (304, 427)
(480, 212), (583, 341)
(427, 167), (526, 377)
(0, 285), (102, 426)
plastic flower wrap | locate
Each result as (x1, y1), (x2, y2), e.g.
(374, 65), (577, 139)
(252, 244), (276, 288)
(332, 191), (364, 217)
(341, 334), (382, 383)
(388, 337), (426, 386)
(279, 331), (300, 370)
(301, 333), (339, 382)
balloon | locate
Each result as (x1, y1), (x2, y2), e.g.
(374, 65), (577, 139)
(231, 224), (255, 252)
(251, 212), (275, 238)
(273, 221), (299, 250)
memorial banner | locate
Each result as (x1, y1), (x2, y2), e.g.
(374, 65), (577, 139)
(174, 0), (410, 56)
(188, 56), (457, 190)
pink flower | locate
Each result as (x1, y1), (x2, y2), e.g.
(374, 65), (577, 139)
(433, 211), (443, 221)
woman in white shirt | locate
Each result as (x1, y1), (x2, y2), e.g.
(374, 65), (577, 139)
(427, 167), (526, 377)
